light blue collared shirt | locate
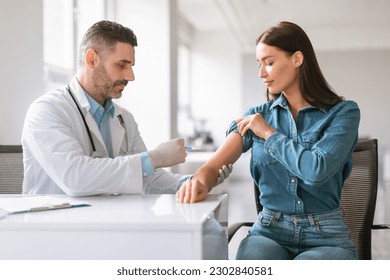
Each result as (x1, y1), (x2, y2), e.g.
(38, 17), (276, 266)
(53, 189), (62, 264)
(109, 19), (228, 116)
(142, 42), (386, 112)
(83, 91), (155, 178)
(84, 92), (115, 158)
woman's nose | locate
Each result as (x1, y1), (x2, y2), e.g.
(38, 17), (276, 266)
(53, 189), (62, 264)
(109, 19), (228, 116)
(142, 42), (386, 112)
(259, 65), (267, 79)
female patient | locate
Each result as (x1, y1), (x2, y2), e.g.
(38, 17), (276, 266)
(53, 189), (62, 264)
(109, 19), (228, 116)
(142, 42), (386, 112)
(176, 21), (360, 260)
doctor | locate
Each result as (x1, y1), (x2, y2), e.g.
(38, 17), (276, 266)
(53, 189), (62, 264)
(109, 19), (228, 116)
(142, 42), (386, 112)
(22, 20), (230, 197)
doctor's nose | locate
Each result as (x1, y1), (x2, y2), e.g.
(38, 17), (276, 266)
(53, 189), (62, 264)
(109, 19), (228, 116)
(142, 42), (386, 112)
(125, 66), (135, 81)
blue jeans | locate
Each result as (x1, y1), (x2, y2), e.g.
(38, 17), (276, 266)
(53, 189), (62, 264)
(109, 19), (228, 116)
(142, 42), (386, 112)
(236, 207), (357, 260)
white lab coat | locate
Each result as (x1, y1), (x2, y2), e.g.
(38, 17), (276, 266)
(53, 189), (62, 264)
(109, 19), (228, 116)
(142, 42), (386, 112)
(22, 77), (185, 197)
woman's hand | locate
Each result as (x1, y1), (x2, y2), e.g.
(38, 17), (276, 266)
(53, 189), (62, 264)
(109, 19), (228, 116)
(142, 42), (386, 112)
(236, 113), (276, 140)
(176, 178), (209, 203)
(176, 133), (243, 204)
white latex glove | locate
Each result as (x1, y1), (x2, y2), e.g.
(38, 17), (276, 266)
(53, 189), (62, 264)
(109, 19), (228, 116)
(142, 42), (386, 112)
(216, 163), (233, 185)
(149, 138), (187, 169)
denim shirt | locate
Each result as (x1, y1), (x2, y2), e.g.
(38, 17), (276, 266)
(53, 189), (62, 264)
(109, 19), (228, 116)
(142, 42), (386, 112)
(227, 94), (360, 214)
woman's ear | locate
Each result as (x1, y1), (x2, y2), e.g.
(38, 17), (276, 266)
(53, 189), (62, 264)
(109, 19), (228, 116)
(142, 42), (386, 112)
(85, 49), (99, 69)
(292, 51), (304, 68)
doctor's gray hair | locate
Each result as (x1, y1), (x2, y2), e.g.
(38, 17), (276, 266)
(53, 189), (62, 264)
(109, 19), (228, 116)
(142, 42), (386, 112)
(79, 20), (138, 66)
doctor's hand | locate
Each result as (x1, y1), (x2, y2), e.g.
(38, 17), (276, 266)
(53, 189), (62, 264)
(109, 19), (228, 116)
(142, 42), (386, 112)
(149, 138), (187, 169)
(176, 177), (208, 204)
(216, 164), (233, 185)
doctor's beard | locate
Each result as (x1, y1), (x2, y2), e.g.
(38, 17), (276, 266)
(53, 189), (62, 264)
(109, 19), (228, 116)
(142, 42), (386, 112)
(92, 63), (127, 101)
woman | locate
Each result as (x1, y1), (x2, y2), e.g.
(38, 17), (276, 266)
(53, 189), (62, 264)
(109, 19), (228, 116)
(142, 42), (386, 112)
(176, 21), (360, 260)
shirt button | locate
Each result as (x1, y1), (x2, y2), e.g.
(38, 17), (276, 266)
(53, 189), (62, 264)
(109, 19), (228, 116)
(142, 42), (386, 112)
(297, 201), (301, 204)
(143, 172), (148, 177)
(291, 179), (295, 183)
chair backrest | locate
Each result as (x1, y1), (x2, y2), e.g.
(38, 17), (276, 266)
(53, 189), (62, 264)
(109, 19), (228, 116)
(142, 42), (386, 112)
(253, 139), (378, 260)
(339, 139), (378, 260)
(0, 145), (24, 194)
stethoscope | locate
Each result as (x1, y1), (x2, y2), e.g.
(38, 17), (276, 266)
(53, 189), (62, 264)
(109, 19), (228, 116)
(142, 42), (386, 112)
(66, 85), (125, 158)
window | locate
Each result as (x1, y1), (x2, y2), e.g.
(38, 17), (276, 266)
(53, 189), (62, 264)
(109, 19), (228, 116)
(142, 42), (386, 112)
(43, 0), (105, 89)
(177, 43), (194, 141)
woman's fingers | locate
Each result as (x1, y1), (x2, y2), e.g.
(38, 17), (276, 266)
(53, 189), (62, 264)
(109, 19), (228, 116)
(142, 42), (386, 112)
(176, 179), (208, 203)
(176, 179), (195, 203)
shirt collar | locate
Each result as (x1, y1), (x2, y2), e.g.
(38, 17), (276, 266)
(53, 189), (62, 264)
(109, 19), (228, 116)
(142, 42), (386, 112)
(270, 93), (289, 110)
(83, 90), (115, 118)
(269, 93), (328, 113)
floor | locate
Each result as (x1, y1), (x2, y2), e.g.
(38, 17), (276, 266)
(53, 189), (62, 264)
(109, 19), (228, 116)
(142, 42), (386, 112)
(211, 177), (390, 260)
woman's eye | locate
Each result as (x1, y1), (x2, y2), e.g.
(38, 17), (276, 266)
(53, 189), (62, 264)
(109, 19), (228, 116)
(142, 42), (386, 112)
(258, 61), (273, 68)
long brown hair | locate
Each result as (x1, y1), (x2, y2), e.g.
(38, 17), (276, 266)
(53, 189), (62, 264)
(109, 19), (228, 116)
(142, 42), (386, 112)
(256, 21), (343, 108)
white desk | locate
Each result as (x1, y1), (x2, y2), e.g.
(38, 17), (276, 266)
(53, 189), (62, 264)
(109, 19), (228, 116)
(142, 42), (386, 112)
(0, 194), (228, 260)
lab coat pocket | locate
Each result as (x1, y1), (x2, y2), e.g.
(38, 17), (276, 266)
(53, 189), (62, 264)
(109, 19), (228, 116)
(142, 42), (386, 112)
(119, 138), (132, 156)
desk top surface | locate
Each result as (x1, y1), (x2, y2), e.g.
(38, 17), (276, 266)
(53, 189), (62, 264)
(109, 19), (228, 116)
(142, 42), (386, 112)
(0, 194), (227, 230)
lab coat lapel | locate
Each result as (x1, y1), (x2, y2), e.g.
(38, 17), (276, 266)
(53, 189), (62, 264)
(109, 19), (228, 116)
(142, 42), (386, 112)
(111, 106), (125, 156)
(85, 114), (107, 154)
(69, 77), (108, 157)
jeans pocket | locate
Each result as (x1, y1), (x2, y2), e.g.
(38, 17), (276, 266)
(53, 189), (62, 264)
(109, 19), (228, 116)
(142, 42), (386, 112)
(313, 216), (350, 238)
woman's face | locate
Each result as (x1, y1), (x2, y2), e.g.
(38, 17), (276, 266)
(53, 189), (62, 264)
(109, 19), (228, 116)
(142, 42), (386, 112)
(256, 43), (302, 95)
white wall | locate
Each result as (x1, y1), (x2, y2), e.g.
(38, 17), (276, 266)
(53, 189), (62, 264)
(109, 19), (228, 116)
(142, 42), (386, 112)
(114, 0), (174, 149)
(317, 49), (390, 148)
(190, 31), (242, 145)
(241, 53), (267, 114)
(0, 0), (44, 144)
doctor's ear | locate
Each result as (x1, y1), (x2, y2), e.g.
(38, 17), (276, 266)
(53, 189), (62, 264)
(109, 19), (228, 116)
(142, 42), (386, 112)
(85, 49), (99, 69)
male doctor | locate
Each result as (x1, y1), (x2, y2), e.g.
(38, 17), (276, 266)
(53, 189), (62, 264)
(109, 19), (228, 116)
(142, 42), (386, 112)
(22, 20), (230, 197)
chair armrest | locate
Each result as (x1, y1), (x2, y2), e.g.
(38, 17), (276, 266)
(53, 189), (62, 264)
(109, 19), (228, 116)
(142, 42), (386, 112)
(372, 224), (390, 230)
(228, 222), (253, 242)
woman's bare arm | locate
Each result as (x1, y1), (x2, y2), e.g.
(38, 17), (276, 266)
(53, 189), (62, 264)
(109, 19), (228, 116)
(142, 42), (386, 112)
(176, 132), (243, 203)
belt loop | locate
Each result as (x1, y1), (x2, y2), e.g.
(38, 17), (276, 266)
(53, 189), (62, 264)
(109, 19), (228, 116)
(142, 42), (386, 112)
(273, 211), (281, 222)
(308, 213), (316, 226)
(340, 207), (345, 217)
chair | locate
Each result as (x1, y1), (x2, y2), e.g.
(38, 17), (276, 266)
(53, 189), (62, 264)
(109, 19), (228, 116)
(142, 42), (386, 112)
(228, 139), (390, 260)
(0, 145), (23, 194)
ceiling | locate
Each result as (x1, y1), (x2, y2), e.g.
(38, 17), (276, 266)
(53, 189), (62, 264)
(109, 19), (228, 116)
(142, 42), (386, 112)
(178, 0), (390, 52)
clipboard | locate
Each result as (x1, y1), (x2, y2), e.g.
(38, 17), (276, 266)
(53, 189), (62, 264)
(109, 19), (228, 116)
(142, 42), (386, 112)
(0, 195), (90, 215)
